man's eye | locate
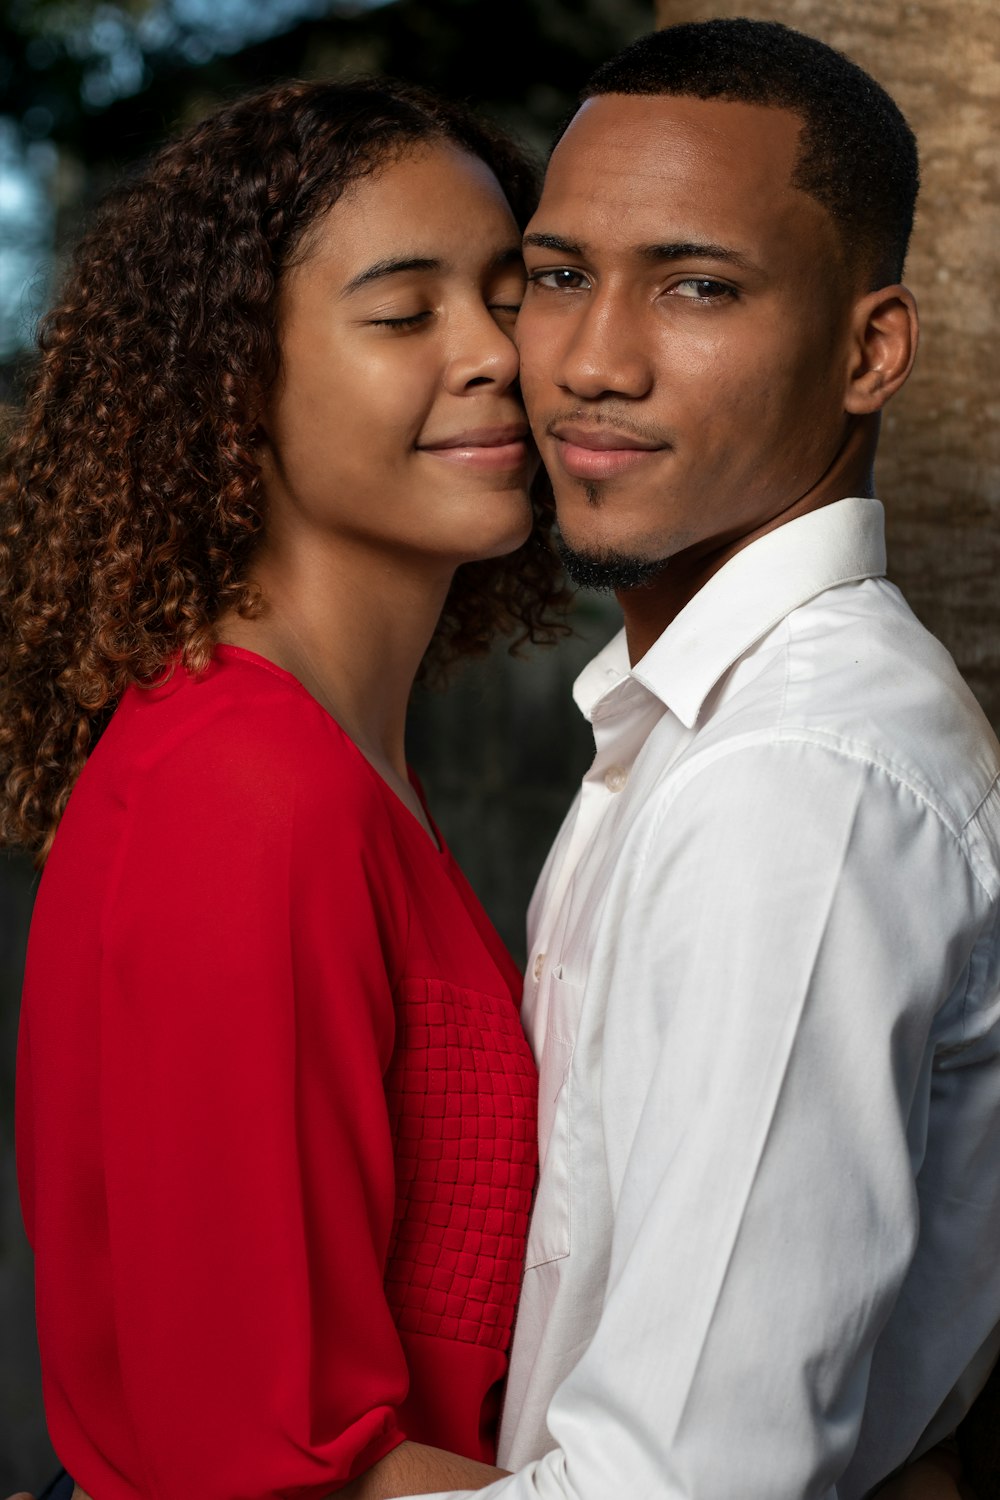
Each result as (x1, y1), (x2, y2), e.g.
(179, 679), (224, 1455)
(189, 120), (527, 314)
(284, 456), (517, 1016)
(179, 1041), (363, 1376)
(669, 278), (737, 302)
(527, 268), (591, 292)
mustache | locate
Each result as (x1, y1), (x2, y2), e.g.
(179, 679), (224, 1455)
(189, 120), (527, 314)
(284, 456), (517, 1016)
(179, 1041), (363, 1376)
(543, 409), (673, 448)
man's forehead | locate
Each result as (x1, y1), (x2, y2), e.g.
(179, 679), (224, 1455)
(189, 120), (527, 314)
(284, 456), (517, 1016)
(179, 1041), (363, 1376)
(539, 93), (804, 208)
(530, 93), (827, 263)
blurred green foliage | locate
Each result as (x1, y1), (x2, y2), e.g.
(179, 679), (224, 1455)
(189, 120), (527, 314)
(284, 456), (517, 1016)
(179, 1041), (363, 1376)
(0, 0), (653, 377)
(2, 0), (653, 173)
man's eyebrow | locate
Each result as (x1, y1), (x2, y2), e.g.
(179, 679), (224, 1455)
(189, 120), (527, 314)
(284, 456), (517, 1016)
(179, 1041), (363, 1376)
(523, 232), (758, 274)
(642, 241), (758, 272)
(342, 256), (440, 295)
(523, 232), (585, 256)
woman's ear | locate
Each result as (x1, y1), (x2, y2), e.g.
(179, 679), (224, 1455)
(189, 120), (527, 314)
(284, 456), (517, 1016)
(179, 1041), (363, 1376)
(843, 284), (919, 415)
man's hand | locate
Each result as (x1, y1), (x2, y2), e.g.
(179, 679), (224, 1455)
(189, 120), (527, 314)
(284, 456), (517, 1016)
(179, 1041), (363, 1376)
(0, 1489), (89, 1500)
(3, 1464), (503, 1500)
(0, 1447), (504, 1500)
(338, 1441), (506, 1498)
(876, 1447), (973, 1500)
(2, 1448), (971, 1500)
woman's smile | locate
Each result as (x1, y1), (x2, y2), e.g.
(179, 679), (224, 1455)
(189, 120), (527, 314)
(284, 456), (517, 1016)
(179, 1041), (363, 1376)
(416, 422), (531, 470)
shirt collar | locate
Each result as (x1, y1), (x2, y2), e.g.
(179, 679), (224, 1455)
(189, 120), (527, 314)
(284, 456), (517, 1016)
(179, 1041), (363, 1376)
(573, 497), (887, 729)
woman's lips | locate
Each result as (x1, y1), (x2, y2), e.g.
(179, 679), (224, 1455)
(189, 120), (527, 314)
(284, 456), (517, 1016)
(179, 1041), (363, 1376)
(418, 426), (530, 471)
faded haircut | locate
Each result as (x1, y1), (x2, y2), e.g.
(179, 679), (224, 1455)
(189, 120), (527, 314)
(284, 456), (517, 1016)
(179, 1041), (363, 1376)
(577, 18), (919, 288)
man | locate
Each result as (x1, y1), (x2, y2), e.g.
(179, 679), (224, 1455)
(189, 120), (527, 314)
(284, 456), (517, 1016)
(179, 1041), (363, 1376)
(394, 17), (1000, 1499)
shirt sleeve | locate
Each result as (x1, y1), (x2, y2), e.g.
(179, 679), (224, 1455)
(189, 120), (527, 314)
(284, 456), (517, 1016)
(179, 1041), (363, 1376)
(410, 737), (996, 1500)
(96, 702), (410, 1497)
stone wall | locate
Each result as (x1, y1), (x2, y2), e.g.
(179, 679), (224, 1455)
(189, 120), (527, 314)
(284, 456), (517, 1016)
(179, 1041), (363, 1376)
(652, 0), (999, 732)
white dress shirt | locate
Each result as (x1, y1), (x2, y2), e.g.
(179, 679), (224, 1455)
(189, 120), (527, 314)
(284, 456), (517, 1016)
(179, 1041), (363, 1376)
(410, 497), (1000, 1500)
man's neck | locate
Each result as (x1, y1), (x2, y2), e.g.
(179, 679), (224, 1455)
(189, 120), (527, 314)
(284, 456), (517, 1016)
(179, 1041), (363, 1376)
(620, 427), (878, 666)
(618, 490), (850, 666)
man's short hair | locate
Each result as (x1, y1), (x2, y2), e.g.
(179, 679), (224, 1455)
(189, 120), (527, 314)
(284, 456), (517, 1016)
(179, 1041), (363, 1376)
(579, 19), (919, 288)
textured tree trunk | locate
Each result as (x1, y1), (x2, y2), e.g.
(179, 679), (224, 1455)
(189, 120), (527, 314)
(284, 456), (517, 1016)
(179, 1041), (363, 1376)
(653, 0), (999, 733)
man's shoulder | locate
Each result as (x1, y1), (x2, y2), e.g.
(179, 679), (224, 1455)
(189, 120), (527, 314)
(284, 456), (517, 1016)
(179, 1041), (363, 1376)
(684, 576), (1000, 837)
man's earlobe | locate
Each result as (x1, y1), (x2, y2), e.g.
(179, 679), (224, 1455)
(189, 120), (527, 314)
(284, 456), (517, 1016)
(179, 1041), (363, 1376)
(844, 285), (919, 415)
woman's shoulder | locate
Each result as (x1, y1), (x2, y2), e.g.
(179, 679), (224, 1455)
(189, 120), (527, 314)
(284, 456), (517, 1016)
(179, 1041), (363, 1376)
(100, 647), (386, 831)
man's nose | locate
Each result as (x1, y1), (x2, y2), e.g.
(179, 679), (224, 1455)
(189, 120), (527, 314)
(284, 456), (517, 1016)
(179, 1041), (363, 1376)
(555, 296), (654, 401)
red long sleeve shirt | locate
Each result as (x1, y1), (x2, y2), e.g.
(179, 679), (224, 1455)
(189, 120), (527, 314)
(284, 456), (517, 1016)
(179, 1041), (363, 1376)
(17, 646), (538, 1498)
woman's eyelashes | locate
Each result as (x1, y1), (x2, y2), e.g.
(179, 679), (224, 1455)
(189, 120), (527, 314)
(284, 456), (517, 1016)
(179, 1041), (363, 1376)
(366, 288), (524, 331)
(368, 310), (432, 329)
(368, 308), (521, 332)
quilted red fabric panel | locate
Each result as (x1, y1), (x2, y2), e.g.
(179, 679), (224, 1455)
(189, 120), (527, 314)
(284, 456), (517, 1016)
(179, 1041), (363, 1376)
(384, 977), (539, 1351)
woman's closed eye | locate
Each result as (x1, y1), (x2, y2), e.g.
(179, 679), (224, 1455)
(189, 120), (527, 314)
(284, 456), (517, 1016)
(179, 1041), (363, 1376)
(368, 310), (433, 329)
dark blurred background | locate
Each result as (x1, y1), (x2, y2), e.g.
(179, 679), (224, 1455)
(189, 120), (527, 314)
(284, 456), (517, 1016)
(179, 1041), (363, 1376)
(2, 0), (998, 1483)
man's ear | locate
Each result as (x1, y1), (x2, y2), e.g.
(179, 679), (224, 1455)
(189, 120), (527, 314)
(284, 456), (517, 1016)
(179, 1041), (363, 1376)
(843, 284), (919, 415)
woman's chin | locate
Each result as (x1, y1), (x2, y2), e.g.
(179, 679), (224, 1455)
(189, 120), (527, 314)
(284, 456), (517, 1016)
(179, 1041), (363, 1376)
(458, 512), (536, 566)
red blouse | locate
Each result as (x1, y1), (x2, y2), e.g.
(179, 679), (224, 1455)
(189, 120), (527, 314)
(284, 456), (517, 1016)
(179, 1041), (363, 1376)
(16, 646), (538, 1498)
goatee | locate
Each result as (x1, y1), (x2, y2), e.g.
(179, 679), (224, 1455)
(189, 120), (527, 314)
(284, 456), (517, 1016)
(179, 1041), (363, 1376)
(556, 531), (669, 593)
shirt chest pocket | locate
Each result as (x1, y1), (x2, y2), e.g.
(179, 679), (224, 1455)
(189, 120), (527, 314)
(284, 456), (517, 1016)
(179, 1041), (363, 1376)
(524, 971), (580, 1269)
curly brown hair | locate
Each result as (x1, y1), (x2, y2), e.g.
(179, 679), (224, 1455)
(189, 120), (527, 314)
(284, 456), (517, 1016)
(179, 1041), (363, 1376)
(0, 77), (570, 861)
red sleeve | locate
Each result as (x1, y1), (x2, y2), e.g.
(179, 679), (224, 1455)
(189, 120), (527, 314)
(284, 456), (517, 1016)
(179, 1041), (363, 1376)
(96, 696), (409, 1497)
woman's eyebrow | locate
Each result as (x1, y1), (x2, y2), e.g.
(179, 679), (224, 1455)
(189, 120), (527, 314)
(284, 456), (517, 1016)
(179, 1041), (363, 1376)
(342, 256), (440, 295)
(492, 246), (527, 270)
(342, 246), (522, 297)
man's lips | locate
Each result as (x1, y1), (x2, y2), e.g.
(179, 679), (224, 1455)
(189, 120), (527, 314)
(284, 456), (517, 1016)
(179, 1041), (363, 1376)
(550, 422), (667, 480)
(418, 425), (530, 471)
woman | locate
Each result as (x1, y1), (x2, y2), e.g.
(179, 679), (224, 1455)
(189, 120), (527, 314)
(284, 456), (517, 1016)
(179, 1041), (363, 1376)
(2, 78), (567, 1497)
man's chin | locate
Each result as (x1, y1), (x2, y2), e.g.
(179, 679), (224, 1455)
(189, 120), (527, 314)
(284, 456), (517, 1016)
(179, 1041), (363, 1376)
(556, 532), (670, 593)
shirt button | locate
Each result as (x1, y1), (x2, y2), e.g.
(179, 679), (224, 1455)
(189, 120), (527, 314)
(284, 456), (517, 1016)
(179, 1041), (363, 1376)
(532, 951), (546, 981)
(604, 765), (629, 793)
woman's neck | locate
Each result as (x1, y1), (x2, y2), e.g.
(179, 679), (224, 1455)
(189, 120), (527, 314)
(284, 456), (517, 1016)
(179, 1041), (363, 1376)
(216, 531), (453, 810)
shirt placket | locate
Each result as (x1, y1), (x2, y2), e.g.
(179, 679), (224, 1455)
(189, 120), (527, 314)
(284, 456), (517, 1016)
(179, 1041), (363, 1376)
(528, 678), (667, 1016)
